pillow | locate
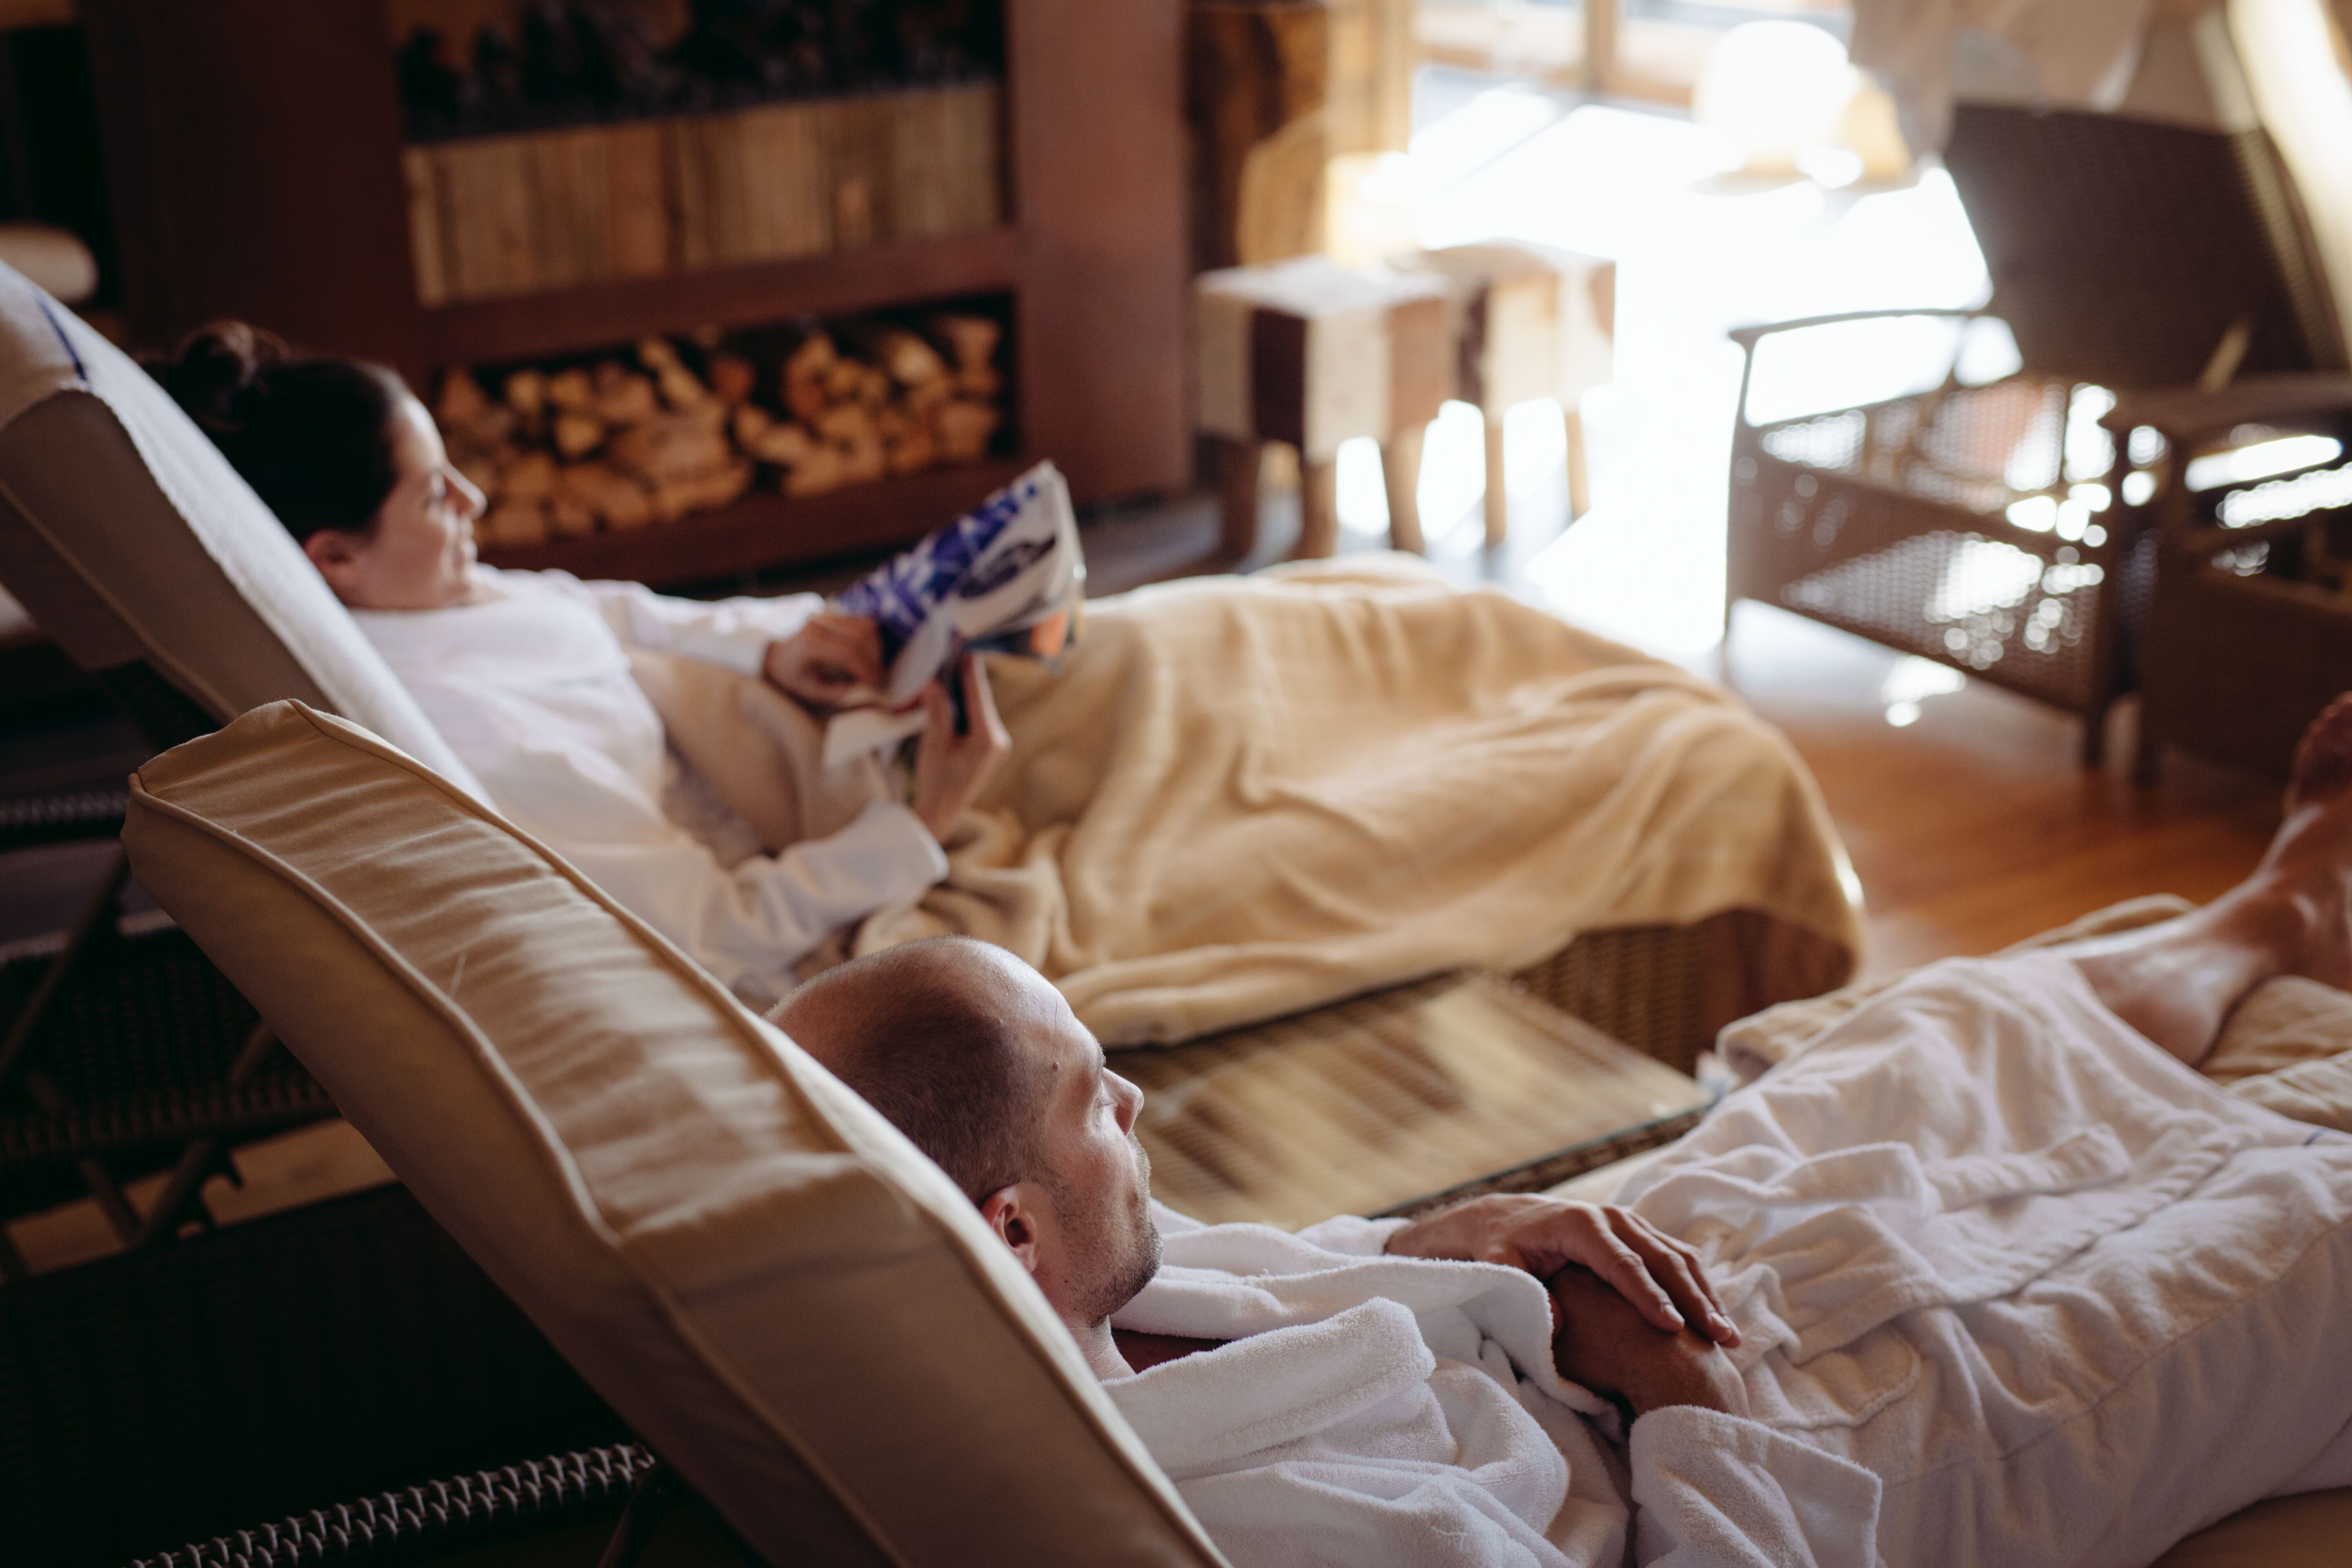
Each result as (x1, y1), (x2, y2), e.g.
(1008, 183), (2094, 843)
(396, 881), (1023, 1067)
(0, 260), (483, 795)
(122, 700), (1223, 1568)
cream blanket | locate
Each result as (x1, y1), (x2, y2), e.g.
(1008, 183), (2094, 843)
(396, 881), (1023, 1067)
(842, 557), (1860, 1044)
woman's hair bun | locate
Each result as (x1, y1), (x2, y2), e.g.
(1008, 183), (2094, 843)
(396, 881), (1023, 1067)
(154, 321), (294, 437)
(144, 318), (413, 542)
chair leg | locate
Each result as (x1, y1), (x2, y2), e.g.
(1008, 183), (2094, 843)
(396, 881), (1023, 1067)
(1, 846), (147, 1245)
(595, 1465), (680, 1568)
(1212, 437), (1264, 562)
(2080, 703), (2108, 771)
(1564, 407), (1590, 521)
(135, 1021), (283, 1249)
(0, 846), (131, 1091)
(1296, 454), (1341, 559)
(1483, 412), (1508, 548)
(2133, 726), (2161, 788)
(1381, 424), (1426, 554)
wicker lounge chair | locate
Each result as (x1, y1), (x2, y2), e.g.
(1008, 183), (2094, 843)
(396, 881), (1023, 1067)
(87, 699), (2352, 1568)
(0, 248), (1854, 1284)
(0, 252), (1846, 1558)
(2111, 3), (2352, 782)
(1726, 4), (2348, 767)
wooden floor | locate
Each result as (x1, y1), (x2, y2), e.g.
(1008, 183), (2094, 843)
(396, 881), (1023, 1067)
(1721, 602), (2284, 977)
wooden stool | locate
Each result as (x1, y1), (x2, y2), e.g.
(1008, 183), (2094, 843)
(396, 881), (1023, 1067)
(1396, 243), (1615, 546)
(1195, 256), (1455, 559)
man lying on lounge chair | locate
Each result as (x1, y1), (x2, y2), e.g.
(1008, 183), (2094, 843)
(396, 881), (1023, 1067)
(774, 700), (2352, 1568)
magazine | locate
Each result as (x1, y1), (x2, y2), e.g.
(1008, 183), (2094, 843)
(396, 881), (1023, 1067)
(820, 459), (1084, 766)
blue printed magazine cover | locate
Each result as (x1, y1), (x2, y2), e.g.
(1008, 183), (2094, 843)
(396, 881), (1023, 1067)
(821, 460), (1084, 762)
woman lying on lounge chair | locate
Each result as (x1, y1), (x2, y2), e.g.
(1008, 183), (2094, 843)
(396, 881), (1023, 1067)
(158, 323), (1861, 1040)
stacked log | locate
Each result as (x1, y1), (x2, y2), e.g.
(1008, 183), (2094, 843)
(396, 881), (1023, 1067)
(441, 312), (1007, 550)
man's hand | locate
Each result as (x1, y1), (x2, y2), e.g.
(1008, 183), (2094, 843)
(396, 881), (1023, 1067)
(911, 654), (1011, 843)
(1387, 1193), (1739, 1347)
(764, 612), (885, 711)
(1550, 1265), (1748, 1420)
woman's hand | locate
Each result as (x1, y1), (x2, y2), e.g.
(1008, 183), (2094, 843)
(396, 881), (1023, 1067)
(1385, 1193), (1739, 1347)
(764, 612), (885, 711)
(911, 654), (1011, 843)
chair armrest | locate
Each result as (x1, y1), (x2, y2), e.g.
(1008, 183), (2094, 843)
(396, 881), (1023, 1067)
(2103, 374), (2352, 441)
(1727, 307), (1987, 349)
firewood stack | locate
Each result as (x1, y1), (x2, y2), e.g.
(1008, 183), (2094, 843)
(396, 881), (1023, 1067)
(441, 312), (1008, 551)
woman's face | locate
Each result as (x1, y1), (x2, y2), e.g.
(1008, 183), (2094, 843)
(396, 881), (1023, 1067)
(303, 393), (484, 612)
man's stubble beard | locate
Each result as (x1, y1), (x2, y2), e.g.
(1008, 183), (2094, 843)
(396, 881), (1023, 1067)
(1054, 1132), (1163, 1325)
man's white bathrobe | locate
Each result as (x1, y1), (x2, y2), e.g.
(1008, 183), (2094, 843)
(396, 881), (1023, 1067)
(354, 568), (946, 1001)
(1107, 954), (2352, 1568)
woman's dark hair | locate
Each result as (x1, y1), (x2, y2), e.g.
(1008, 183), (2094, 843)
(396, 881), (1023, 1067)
(152, 322), (413, 543)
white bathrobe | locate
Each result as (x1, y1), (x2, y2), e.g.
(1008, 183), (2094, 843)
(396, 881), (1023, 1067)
(1110, 954), (2352, 1568)
(354, 568), (946, 1001)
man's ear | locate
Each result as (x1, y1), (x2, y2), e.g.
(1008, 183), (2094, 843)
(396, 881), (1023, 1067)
(302, 528), (366, 599)
(979, 1185), (1040, 1276)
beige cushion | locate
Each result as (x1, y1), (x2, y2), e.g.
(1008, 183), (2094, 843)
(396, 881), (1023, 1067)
(0, 261), (481, 794)
(121, 700), (1223, 1568)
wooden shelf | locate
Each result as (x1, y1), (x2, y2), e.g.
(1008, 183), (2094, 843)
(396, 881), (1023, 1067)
(419, 229), (1024, 368)
(476, 456), (1030, 589)
(89, 0), (1188, 559)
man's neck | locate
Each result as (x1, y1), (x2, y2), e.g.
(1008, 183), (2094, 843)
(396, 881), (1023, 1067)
(1070, 1316), (1134, 1379)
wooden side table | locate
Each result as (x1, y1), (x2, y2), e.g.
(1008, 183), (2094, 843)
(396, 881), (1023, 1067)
(1397, 243), (1615, 544)
(1195, 255), (1456, 558)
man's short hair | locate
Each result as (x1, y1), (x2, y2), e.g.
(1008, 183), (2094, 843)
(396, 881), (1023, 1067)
(778, 938), (1052, 1203)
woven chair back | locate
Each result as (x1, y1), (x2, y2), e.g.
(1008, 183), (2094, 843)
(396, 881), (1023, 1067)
(1944, 103), (2348, 390)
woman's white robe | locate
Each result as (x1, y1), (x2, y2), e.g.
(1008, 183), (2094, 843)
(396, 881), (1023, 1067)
(354, 567), (945, 1001)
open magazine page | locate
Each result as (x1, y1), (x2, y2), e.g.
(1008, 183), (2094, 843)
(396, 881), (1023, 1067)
(822, 460), (1084, 766)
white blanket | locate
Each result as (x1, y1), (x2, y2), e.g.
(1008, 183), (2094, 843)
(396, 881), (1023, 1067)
(1109, 954), (2352, 1567)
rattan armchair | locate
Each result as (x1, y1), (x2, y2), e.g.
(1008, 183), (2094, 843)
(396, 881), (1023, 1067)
(2114, 374), (2352, 780)
(1728, 53), (2348, 766)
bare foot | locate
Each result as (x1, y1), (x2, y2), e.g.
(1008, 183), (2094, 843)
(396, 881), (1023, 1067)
(2068, 693), (2352, 1062)
(2288, 693), (2352, 815)
(2253, 693), (2352, 992)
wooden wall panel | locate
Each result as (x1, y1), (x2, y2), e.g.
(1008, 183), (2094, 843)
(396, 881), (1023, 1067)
(1009, 0), (1191, 504)
(82, 0), (422, 374)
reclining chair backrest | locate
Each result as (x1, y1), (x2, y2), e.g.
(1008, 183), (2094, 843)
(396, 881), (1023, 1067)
(1936, 0), (2349, 393)
(0, 261), (483, 792)
(121, 700), (1226, 1568)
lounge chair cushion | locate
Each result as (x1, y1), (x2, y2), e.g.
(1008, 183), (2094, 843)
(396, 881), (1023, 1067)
(121, 699), (1222, 1568)
(0, 261), (482, 793)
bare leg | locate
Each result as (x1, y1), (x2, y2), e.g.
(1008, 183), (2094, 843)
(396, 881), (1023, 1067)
(2064, 694), (2352, 1066)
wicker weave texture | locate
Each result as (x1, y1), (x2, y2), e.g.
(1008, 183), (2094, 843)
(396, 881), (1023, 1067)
(1511, 909), (1853, 1076)
(1731, 100), (2345, 757)
(2140, 445), (2352, 778)
(1, 1185), (621, 1568)
(0, 927), (334, 1215)
(0, 786), (127, 849)
(129, 1446), (656, 1568)
(1119, 973), (1711, 1230)
(1729, 391), (2125, 717)
(1945, 105), (2343, 386)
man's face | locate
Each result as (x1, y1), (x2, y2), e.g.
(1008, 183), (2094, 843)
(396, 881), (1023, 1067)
(999, 961), (1161, 1324)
